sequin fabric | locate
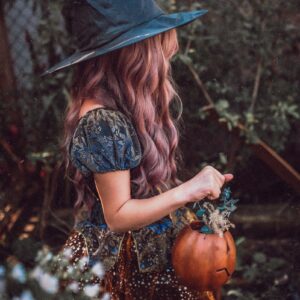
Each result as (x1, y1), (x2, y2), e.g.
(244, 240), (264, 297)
(62, 107), (216, 299)
(61, 230), (216, 300)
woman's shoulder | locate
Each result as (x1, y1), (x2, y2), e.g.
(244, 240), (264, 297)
(69, 107), (142, 177)
(74, 106), (141, 151)
(78, 106), (133, 128)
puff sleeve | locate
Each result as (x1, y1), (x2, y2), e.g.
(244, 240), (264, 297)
(69, 109), (142, 177)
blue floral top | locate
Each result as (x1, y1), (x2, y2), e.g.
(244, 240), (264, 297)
(68, 107), (191, 272)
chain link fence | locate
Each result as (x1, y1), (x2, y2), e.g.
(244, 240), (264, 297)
(3, 0), (41, 91)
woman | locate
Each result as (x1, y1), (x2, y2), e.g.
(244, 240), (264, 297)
(45, 1), (234, 299)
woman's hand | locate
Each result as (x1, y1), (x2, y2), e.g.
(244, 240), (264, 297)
(182, 165), (234, 203)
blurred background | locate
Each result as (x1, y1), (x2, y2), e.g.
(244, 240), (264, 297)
(0, 0), (299, 299)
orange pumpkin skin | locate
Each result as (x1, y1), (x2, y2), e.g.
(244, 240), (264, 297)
(172, 222), (236, 291)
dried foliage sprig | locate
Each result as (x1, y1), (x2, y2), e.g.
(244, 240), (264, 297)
(193, 187), (239, 237)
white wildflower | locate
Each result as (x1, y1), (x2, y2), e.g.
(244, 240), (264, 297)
(91, 262), (105, 278)
(19, 290), (35, 300)
(29, 266), (43, 280)
(0, 265), (5, 277)
(83, 284), (100, 297)
(101, 292), (111, 300)
(62, 247), (73, 259)
(44, 252), (53, 262)
(38, 252), (54, 265)
(0, 279), (6, 294)
(67, 281), (80, 293)
(39, 273), (59, 294)
(66, 265), (74, 274)
(78, 256), (89, 269)
(35, 246), (50, 262)
(11, 263), (27, 283)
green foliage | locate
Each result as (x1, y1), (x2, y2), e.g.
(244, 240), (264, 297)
(1, 0), (298, 192)
(19, 1), (72, 154)
(160, 0), (300, 164)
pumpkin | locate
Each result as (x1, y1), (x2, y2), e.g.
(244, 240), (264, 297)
(172, 220), (236, 291)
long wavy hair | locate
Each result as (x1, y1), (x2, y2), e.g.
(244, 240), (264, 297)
(61, 28), (184, 215)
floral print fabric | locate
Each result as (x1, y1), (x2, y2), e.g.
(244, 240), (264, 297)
(69, 107), (142, 177)
(73, 203), (193, 273)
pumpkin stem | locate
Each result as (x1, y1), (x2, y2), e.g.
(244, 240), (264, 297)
(190, 220), (202, 230)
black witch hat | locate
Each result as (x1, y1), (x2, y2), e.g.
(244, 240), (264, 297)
(41, 0), (208, 76)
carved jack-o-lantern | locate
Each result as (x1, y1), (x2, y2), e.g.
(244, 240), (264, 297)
(172, 221), (236, 291)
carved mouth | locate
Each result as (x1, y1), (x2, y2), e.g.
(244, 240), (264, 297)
(216, 268), (231, 277)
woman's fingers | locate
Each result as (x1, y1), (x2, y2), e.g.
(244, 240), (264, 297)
(212, 168), (226, 185)
(207, 173), (234, 200)
(191, 166), (234, 202)
(207, 188), (221, 200)
(224, 173), (234, 182)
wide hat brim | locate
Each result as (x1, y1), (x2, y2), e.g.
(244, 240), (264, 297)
(41, 9), (208, 76)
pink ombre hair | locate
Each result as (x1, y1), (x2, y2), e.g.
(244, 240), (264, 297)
(61, 28), (184, 214)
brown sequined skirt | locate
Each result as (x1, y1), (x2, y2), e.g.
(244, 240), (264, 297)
(61, 229), (216, 300)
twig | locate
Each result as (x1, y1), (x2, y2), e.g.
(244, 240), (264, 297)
(180, 59), (215, 106)
(0, 138), (21, 163)
(46, 220), (70, 236)
(183, 23), (197, 56)
(249, 58), (263, 112)
(39, 171), (51, 238)
(48, 209), (73, 232)
(199, 104), (215, 112)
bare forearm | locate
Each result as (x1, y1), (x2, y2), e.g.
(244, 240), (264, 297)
(106, 182), (191, 232)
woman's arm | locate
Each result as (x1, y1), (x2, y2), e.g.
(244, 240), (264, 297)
(94, 165), (233, 232)
(94, 170), (191, 232)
